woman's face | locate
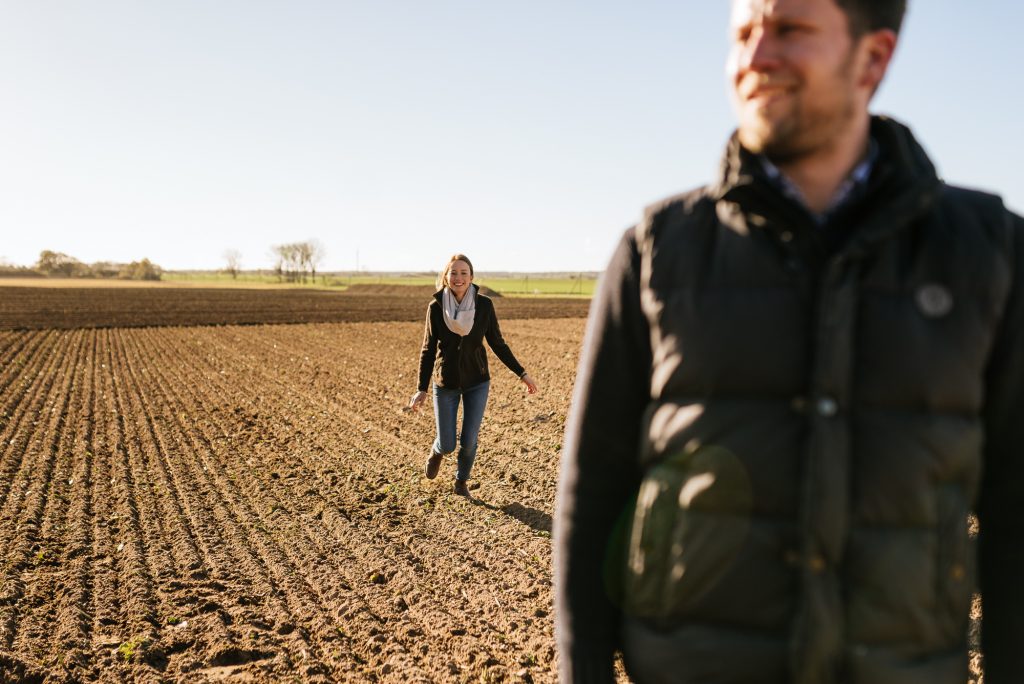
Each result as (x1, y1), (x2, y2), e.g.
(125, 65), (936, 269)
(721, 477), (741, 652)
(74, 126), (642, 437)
(447, 260), (473, 298)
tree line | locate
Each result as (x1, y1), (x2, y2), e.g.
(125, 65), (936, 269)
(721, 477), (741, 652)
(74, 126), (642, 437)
(270, 240), (325, 283)
(222, 240), (326, 283)
(1, 240), (327, 284)
(29, 251), (163, 280)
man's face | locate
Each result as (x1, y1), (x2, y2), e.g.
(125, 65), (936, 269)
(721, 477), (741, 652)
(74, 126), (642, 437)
(727, 0), (870, 161)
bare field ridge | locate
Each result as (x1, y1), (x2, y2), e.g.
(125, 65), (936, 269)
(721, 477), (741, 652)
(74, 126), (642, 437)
(0, 286), (590, 330)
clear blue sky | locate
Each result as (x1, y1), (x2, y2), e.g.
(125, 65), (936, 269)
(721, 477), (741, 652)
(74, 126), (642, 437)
(2, 2), (1021, 273)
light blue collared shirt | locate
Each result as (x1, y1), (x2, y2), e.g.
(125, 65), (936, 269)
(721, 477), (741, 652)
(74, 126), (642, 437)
(759, 138), (878, 225)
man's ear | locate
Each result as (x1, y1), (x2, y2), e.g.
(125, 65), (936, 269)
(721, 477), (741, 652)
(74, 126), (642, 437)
(860, 28), (898, 95)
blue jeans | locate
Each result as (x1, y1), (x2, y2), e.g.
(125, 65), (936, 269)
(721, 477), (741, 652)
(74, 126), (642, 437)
(432, 380), (490, 481)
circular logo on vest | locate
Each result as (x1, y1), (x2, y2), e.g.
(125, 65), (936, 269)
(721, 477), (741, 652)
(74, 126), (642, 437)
(915, 283), (953, 318)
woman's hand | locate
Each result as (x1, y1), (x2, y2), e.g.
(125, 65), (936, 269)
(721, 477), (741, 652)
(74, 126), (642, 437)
(520, 373), (539, 395)
(409, 391), (428, 411)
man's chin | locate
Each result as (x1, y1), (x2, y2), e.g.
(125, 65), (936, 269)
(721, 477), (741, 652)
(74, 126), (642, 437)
(737, 124), (772, 154)
(738, 122), (807, 161)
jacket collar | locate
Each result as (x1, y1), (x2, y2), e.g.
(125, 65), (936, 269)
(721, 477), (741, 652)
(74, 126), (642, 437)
(709, 116), (943, 258)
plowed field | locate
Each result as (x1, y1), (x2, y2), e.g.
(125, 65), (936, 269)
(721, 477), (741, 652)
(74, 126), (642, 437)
(0, 286), (590, 330)
(0, 318), (587, 682)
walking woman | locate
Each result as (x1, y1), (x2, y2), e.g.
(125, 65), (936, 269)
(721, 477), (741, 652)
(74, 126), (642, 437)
(409, 254), (538, 496)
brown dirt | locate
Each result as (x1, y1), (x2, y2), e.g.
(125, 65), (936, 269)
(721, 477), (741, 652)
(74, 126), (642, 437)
(0, 318), (599, 682)
(338, 284), (437, 298)
(0, 287), (589, 330)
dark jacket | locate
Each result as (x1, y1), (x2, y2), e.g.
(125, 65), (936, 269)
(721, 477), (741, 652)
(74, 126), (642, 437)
(418, 287), (525, 392)
(554, 116), (1024, 684)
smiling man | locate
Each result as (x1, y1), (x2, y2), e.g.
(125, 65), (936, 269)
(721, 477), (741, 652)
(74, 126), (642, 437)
(554, 1), (1024, 683)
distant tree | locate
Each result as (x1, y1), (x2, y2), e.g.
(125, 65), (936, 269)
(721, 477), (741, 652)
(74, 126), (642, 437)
(272, 241), (323, 283)
(296, 242), (312, 283)
(36, 250), (91, 277)
(223, 249), (242, 279)
(36, 250), (68, 274)
(305, 239), (326, 282)
(270, 246), (283, 281)
(286, 243), (303, 282)
(271, 243), (299, 282)
(90, 261), (119, 279)
(118, 258), (162, 281)
(0, 257), (44, 278)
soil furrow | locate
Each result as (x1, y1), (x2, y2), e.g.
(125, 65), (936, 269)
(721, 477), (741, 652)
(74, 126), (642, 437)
(191, 326), (423, 464)
(110, 334), (221, 582)
(112, 328), (326, 679)
(132, 328), (443, 680)
(0, 329), (31, 365)
(10, 329), (97, 679)
(0, 330), (66, 513)
(98, 327), (173, 677)
(130, 333), (368, 670)
(110, 327), (299, 679)
(87, 329), (128, 658)
(0, 330), (49, 398)
(136, 329), (439, 681)
(48, 330), (101, 680)
(0, 330), (85, 660)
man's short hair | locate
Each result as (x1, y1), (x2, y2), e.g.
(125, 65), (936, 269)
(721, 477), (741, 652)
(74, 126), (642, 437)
(834, 0), (907, 37)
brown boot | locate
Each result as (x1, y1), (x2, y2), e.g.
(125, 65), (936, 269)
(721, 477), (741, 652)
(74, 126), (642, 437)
(425, 451), (442, 479)
(453, 478), (470, 497)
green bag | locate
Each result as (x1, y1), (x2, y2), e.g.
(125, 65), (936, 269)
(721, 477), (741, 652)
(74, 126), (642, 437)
(623, 445), (754, 621)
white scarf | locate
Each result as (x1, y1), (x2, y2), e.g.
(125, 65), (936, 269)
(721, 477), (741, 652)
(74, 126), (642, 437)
(442, 284), (477, 336)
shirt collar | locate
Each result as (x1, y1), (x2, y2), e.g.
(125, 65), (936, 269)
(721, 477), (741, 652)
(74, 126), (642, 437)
(758, 137), (879, 225)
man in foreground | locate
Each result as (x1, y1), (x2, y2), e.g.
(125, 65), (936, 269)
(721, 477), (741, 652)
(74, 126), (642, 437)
(554, 0), (1024, 682)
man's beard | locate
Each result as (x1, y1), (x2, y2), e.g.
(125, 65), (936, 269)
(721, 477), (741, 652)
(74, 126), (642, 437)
(758, 92), (857, 164)
(738, 53), (858, 163)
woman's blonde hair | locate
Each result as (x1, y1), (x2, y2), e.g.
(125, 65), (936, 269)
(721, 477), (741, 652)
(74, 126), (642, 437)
(436, 254), (474, 290)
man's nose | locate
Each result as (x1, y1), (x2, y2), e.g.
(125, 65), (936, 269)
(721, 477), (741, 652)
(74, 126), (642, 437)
(738, 27), (780, 72)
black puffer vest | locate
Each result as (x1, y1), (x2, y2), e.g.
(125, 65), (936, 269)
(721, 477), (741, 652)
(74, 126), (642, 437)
(621, 117), (1015, 684)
